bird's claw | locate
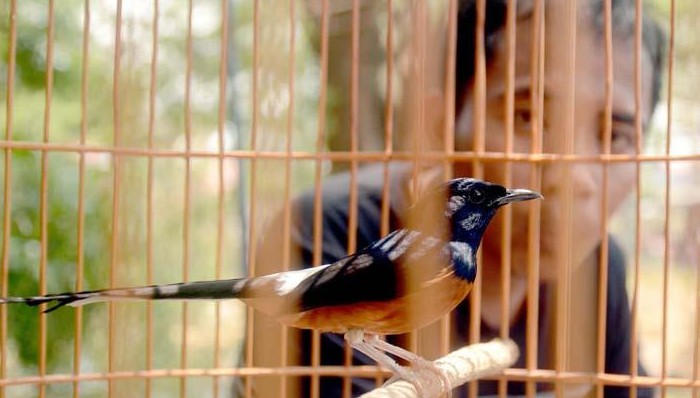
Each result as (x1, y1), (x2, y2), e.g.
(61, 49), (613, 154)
(411, 364), (451, 398)
(346, 331), (451, 398)
(362, 333), (451, 397)
(381, 365), (450, 398)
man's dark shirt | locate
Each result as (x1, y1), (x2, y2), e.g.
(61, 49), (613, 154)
(264, 163), (651, 397)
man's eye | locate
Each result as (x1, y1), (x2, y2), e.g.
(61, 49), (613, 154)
(609, 128), (637, 154)
(514, 108), (533, 133)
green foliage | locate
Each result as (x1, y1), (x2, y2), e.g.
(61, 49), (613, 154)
(2, 150), (111, 369)
(0, 0), (112, 374)
(0, 1), (322, 395)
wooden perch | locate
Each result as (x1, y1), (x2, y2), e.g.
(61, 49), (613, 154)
(359, 338), (519, 398)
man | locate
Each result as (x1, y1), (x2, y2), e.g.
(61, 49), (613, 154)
(252, 0), (665, 396)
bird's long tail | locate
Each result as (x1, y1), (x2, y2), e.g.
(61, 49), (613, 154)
(0, 278), (249, 313)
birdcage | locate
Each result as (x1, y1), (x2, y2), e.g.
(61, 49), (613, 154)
(0, 1), (698, 398)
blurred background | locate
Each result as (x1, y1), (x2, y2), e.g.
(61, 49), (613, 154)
(0, 0), (698, 397)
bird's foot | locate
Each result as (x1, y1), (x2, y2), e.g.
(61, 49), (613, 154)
(381, 368), (446, 398)
(345, 330), (451, 397)
(364, 334), (451, 398)
(415, 365), (451, 398)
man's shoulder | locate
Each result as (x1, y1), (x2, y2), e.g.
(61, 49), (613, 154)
(286, 163), (412, 264)
(294, 163), (411, 216)
(606, 236), (628, 291)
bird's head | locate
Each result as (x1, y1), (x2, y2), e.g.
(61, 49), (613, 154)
(444, 178), (542, 248)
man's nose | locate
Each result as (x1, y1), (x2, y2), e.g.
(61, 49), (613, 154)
(541, 122), (601, 199)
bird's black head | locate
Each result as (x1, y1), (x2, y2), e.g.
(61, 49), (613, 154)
(445, 178), (542, 248)
(402, 178), (541, 282)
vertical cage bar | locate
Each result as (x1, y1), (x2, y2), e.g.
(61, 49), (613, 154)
(375, 0), (395, 387)
(407, 0), (422, 231)
(0, 1), (17, 396)
(413, 0), (426, 186)
(629, 1), (643, 397)
(279, 0), (297, 395)
(310, 0), (330, 395)
(244, 0), (260, 396)
(526, 0), (544, 397)
(38, 2), (56, 397)
(498, 1), (517, 396)
(553, 2), (576, 397)
(661, 2), (676, 398)
(595, 0), (614, 396)
(406, 0), (422, 260)
(407, 0), (427, 361)
(381, 0), (395, 241)
(342, 0), (361, 396)
(180, 0), (194, 398)
(440, 0), (458, 359)
(213, 0), (229, 396)
(469, 1), (486, 396)
(347, 0), (360, 252)
(108, 1), (124, 396)
(145, 0), (159, 397)
(469, 0), (486, 334)
(73, 1), (91, 397)
(180, 0), (195, 396)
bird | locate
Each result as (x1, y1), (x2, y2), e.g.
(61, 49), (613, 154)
(0, 178), (541, 397)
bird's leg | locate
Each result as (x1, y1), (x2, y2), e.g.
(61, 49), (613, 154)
(344, 330), (437, 397)
(344, 329), (403, 373)
(364, 333), (452, 398)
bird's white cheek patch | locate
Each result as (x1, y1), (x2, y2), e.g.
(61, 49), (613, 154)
(459, 213), (481, 230)
(445, 195), (466, 217)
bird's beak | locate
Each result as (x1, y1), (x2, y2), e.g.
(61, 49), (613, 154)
(493, 188), (543, 207)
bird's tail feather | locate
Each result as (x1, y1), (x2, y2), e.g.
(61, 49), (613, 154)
(0, 278), (249, 313)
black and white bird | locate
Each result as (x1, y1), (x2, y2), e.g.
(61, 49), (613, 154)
(0, 178), (541, 397)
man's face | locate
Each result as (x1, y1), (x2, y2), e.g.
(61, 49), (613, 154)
(453, 6), (655, 280)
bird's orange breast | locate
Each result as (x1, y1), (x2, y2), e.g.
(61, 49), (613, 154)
(278, 272), (472, 334)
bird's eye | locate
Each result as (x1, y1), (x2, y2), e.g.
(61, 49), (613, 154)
(469, 189), (485, 204)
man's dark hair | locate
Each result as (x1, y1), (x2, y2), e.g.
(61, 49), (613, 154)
(589, 0), (667, 109)
(455, 0), (508, 113)
(455, 0), (666, 113)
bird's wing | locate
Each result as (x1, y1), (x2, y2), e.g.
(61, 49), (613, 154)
(291, 229), (452, 312)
